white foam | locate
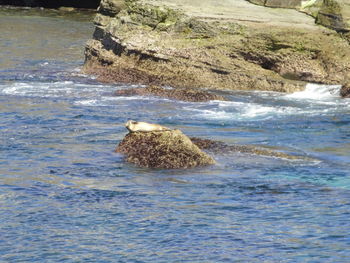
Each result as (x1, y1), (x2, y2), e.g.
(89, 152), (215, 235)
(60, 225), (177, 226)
(194, 109), (233, 120)
(242, 104), (287, 118)
(0, 81), (118, 98)
(285, 83), (341, 100)
(2, 81), (348, 122)
(75, 99), (99, 106)
(1, 81), (71, 97)
(184, 101), (298, 121)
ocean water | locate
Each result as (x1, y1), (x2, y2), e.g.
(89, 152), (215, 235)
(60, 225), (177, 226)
(1, 8), (350, 263)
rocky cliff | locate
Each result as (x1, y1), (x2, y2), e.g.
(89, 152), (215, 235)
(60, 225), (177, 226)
(83, 0), (350, 92)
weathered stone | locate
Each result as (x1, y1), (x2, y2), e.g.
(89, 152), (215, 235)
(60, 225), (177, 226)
(83, 0), (350, 92)
(302, 0), (350, 32)
(266, 0), (301, 8)
(248, 0), (266, 6)
(301, 0), (325, 17)
(114, 85), (227, 102)
(116, 130), (216, 169)
(315, 0), (345, 31)
(248, 0), (301, 8)
(249, 0), (350, 32)
(98, 0), (125, 16)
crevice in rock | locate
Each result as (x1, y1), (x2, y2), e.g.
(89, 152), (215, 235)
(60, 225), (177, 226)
(210, 68), (231, 75)
(239, 51), (279, 71)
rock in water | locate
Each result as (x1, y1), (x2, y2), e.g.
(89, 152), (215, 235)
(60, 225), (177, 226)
(116, 130), (216, 169)
(340, 83), (350, 98)
(115, 86), (227, 102)
(190, 137), (303, 160)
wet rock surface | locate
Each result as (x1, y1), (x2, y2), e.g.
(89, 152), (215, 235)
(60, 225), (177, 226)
(84, 0), (350, 92)
(116, 130), (216, 169)
(114, 85), (227, 102)
(340, 82), (350, 98)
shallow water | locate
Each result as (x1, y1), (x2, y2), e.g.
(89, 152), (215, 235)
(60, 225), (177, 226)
(1, 8), (350, 263)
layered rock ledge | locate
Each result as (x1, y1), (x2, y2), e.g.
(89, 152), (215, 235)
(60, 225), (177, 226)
(84, 0), (350, 92)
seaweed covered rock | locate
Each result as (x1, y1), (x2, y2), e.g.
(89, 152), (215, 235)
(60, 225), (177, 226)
(114, 85), (226, 102)
(116, 129), (216, 169)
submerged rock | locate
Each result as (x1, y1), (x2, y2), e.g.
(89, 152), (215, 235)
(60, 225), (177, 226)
(114, 85), (226, 102)
(190, 137), (302, 160)
(116, 129), (216, 169)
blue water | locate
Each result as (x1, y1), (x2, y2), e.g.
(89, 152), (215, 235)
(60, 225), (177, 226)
(1, 8), (350, 263)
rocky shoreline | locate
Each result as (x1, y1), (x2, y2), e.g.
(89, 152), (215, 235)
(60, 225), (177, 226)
(83, 0), (349, 93)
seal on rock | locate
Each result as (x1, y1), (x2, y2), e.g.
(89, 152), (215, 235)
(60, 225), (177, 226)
(125, 120), (170, 132)
(116, 128), (215, 168)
